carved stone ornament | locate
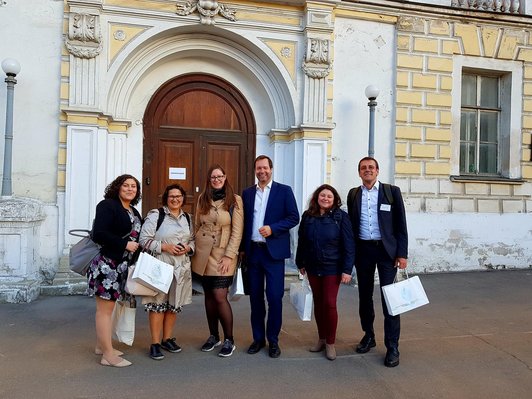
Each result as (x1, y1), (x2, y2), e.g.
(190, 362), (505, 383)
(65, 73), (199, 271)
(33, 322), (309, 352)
(302, 64), (332, 79)
(65, 13), (103, 59)
(176, 0), (236, 25)
(303, 38), (331, 79)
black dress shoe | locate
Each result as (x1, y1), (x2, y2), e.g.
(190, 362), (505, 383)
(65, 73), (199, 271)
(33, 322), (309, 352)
(247, 340), (266, 354)
(269, 343), (281, 358)
(355, 334), (376, 354)
(384, 348), (400, 367)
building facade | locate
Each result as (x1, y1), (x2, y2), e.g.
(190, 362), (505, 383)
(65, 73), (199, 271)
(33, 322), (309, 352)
(1, 0), (531, 302)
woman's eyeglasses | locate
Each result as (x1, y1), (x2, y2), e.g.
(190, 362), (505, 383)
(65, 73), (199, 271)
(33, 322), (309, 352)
(210, 175), (226, 181)
(168, 195), (183, 200)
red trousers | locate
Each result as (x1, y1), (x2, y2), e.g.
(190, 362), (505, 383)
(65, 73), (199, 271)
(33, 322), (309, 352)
(307, 274), (341, 344)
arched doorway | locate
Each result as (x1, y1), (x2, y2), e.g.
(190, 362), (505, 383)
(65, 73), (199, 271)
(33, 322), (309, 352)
(143, 73), (256, 215)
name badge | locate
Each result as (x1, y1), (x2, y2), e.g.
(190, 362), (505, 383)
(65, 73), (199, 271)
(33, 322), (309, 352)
(380, 204), (391, 212)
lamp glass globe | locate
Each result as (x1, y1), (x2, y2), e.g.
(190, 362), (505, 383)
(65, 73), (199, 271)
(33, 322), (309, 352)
(365, 85), (380, 100)
(1, 58), (21, 76)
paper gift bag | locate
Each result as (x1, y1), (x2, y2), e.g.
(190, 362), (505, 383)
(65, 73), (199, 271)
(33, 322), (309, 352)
(228, 267), (245, 301)
(125, 265), (158, 297)
(381, 273), (429, 316)
(131, 251), (174, 294)
(289, 278), (313, 321)
(111, 300), (136, 346)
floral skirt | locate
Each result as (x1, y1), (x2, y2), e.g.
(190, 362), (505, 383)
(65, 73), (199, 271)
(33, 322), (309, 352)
(87, 254), (128, 301)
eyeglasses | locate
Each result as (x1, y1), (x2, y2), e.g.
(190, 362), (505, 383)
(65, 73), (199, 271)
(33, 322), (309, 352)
(210, 175), (226, 181)
(168, 195), (183, 200)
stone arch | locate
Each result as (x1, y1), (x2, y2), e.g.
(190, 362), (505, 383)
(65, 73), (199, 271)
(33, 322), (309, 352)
(106, 26), (297, 131)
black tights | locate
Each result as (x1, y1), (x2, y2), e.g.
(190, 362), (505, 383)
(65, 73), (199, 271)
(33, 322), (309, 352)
(204, 287), (233, 342)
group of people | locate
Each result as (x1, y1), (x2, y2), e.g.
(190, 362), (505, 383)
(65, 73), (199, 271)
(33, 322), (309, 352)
(86, 155), (408, 369)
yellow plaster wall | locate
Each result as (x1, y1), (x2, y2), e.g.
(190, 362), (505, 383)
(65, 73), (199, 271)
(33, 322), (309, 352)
(108, 24), (149, 67)
(262, 39), (298, 84)
(395, 15), (532, 200)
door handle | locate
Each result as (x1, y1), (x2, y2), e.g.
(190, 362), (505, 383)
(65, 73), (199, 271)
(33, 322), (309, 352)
(196, 186), (199, 192)
(145, 177), (151, 185)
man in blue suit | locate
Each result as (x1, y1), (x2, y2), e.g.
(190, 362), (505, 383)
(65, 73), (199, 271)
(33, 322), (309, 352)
(241, 155), (300, 358)
(347, 157), (408, 367)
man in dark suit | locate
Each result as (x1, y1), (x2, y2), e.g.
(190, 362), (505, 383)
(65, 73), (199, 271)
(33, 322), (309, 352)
(347, 157), (408, 367)
(241, 155), (300, 358)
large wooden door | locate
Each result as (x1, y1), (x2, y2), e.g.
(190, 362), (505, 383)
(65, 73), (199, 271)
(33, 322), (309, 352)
(143, 74), (255, 215)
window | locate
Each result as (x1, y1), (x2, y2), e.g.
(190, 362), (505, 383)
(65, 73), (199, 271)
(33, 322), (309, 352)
(451, 56), (523, 180)
(459, 73), (500, 175)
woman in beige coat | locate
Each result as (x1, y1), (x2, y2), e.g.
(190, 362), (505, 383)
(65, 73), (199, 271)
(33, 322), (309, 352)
(192, 164), (243, 357)
(139, 184), (194, 361)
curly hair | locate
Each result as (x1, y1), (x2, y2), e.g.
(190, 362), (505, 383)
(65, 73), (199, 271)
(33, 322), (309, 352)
(103, 174), (142, 206)
(162, 184), (186, 206)
(197, 164), (236, 215)
(306, 184), (342, 217)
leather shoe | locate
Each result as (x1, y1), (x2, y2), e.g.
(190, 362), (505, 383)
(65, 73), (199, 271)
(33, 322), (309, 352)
(268, 343), (281, 358)
(100, 357), (131, 367)
(355, 334), (376, 354)
(384, 348), (400, 367)
(247, 340), (266, 354)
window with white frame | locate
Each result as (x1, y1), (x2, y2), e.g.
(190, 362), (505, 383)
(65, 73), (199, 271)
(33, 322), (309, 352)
(451, 56), (522, 180)
(459, 73), (501, 175)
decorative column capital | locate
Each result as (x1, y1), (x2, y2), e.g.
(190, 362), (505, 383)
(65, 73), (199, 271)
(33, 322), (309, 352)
(302, 38), (331, 79)
(65, 12), (102, 59)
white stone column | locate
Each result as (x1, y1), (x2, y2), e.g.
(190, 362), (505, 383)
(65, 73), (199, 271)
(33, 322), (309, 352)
(297, 5), (334, 206)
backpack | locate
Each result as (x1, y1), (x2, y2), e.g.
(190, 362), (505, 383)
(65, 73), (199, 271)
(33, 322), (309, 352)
(156, 207), (191, 232)
(347, 183), (394, 208)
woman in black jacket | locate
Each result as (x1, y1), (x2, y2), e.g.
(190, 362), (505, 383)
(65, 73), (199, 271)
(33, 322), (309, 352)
(88, 174), (142, 367)
(295, 184), (355, 360)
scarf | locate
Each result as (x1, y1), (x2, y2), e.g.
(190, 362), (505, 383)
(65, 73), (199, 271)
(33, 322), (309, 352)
(212, 188), (226, 202)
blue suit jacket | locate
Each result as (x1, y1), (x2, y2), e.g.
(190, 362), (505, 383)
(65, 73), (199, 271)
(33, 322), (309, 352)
(347, 183), (408, 260)
(242, 181), (300, 260)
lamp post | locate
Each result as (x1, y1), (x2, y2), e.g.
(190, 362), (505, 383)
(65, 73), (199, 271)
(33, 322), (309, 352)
(1, 58), (21, 198)
(365, 85), (379, 158)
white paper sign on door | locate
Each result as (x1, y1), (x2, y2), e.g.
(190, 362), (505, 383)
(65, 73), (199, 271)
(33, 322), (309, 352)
(169, 167), (186, 180)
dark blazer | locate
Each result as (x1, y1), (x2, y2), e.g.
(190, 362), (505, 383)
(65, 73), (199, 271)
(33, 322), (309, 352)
(241, 181), (300, 260)
(92, 198), (141, 262)
(347, 182), (408, 260)
(295, 208), (355, 276)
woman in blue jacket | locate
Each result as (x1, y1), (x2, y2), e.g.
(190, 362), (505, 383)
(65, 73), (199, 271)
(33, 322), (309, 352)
(295, 184), (355, 360)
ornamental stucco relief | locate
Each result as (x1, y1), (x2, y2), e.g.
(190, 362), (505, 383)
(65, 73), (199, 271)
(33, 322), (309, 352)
(303, 38), (331, 79)
(65, 13), (102, 59)
(176, 0), (236, 25)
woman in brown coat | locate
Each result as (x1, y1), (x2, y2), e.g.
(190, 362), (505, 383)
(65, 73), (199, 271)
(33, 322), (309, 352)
(192, 164), (244, 357)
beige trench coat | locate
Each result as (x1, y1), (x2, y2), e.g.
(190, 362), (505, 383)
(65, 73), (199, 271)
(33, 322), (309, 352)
(138, 207), (195, 309)
(191, 195), (244, 277)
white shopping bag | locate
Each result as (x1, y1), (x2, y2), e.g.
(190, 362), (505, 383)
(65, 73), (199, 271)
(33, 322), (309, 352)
(381, 271), (429, 316)
(132, 251), (174, 294)
(228, 267), (245, 301)
(289, 277), (313, 321)
(111, 300), (136, 346)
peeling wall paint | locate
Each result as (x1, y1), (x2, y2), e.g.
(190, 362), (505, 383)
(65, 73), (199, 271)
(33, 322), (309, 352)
(408, 213), (532, 273)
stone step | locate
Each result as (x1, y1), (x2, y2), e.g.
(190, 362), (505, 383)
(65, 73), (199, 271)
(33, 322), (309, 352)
(0, 279), (41, 303)
(40, 255), (88, 296)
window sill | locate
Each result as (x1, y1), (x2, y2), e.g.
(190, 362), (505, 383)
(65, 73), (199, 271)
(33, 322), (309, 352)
(450, 175), (525, 185)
